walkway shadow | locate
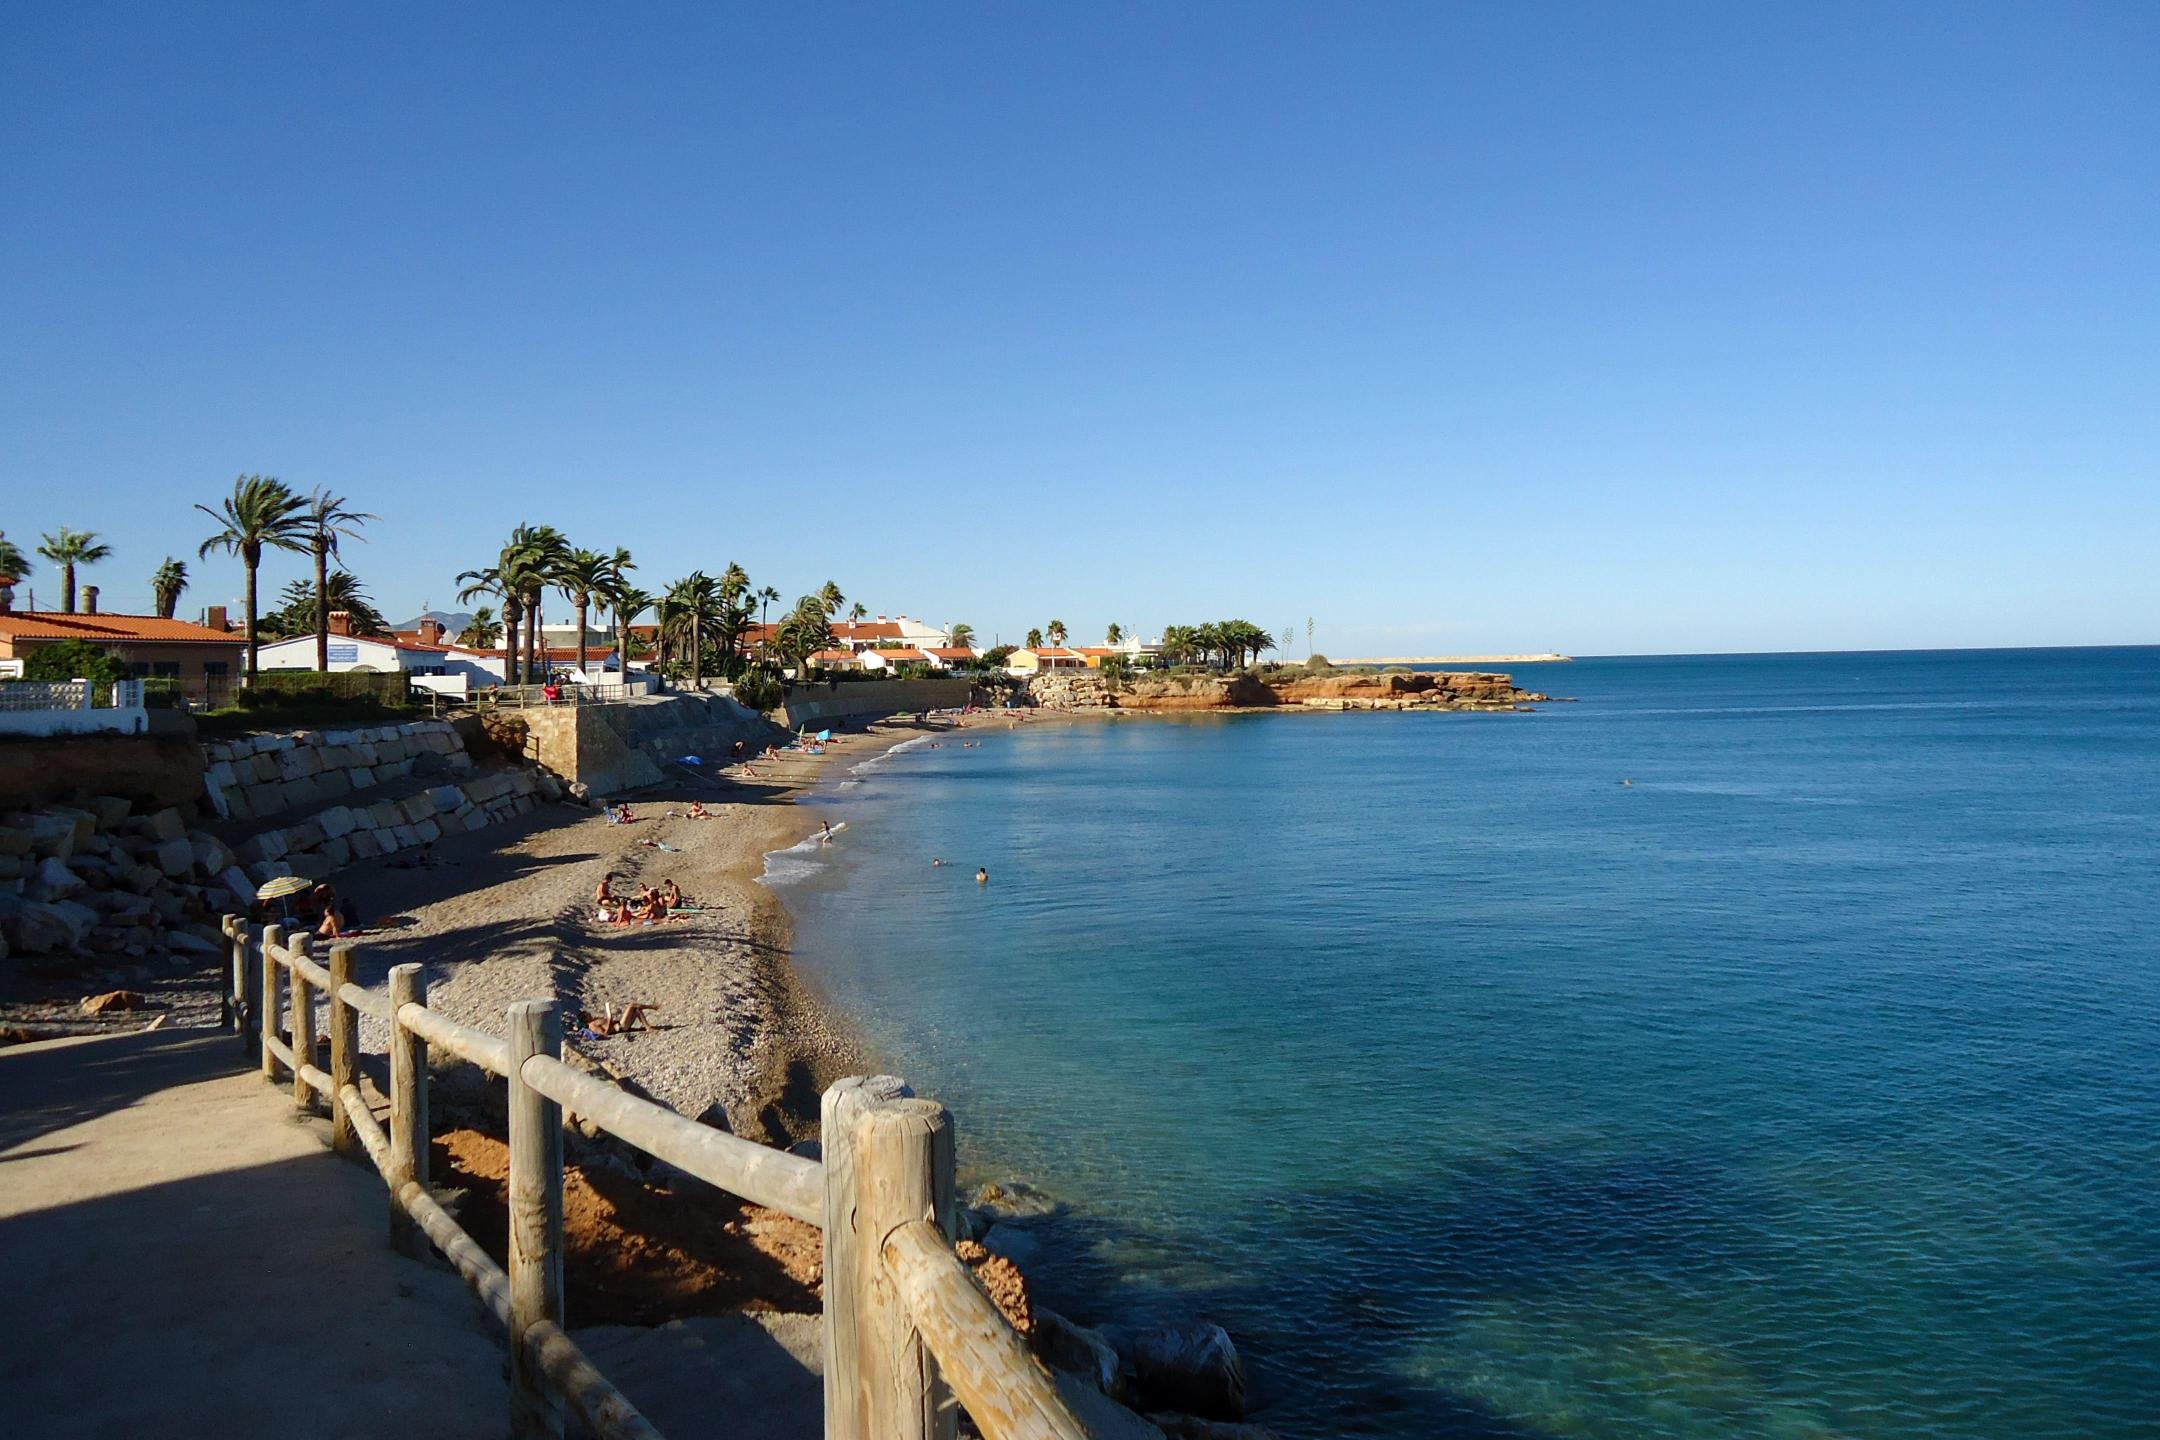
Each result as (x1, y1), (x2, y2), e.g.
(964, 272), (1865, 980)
(0, 1151), (506, 1438)
(0, 1031), (242, 1153)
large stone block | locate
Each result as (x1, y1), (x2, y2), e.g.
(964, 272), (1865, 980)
(189, 834), (235, 875)
(143, 807), (188, 843)
(318, 806), (358, 840)
(368, 800), (403, 831)
(398, 793), (437, 825)
(313, 768), (353, 801)
(319, 836), (351, 868)
(280, 775), (322, 812)
(347, 765), (376, 788)
(153, 835), (196, 878)
(413, 818), (441, 844)
(347, 830), (380, 860)
(85, 795), (134, 829)
(425, 784), (466, 813)
(218, 865), (258, 907)
(28, 856), (86, 902)
(276, 745), (324, 781)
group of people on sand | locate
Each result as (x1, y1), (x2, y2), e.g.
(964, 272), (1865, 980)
(595, 873), (685, 926)
(275, 882), (361, 940)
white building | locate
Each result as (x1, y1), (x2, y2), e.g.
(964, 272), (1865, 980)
(255, 627), (503, 697)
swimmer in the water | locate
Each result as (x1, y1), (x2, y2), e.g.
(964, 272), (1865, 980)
(820, 820), (833, 842)
(975, 867), (988, 884)
(932, 858), (946, 867)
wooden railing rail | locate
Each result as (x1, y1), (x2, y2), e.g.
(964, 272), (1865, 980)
(225, 915), (1093, 1440)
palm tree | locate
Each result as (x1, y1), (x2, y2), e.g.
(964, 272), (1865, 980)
(0, 530), (28, 609)
(1046, 619), (1068, 647)
(36, 528), (112, 613)
(462, 525), (565, 686)
(817, 581), (844, 618)
(301, 490), (376, 672)
(519, 526), (570, 683)
(1025, 627), (1044, 649)
(196, 476), (310, 679)
(150, 558), (189, 619)
(1106, 622), (1123, 646)
(774, 595), (835, 674)
(267, 572), (388, 638)
(555, 548), (615, 677)
(458, 607), (503, 649)
(455, 561), (520, 685)
(948, 622), (976, 650)
(663, 573), (723, 687)
(607, 585), (654, 675)
(848, 601), (868, 623)
(757, 585), (781, 661)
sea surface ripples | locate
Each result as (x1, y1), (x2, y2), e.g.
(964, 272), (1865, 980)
(777, 649), (2160, 1438)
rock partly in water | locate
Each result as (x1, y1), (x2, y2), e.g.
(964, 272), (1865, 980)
(1035, 1306), (1123, 1398)
(1102, 1322), (1249, 1422)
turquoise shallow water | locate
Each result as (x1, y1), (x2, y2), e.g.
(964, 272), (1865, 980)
(771, 649), (2160, 1438)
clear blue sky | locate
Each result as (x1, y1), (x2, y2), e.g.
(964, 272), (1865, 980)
(3, 3), (2154, 655)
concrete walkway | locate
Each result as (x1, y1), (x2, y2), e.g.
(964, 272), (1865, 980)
(0, 1029), (508, 1439)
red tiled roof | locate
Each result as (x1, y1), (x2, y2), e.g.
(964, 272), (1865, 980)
(873, 648), (931, 662)
(807, 649), (860, 663)
(0, 612), (246, 646)
(833, 621), (905, 640)
(927, 648), (977, 659)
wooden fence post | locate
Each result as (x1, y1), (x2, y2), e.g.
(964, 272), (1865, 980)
(240, 920), (262, 1066)
(219, 916), (236, 1032)
(289, 934), (317, 1112)
(260, 924), (285, 1082)
(822, 1075), (911, 1440)
(507, 1000), (565, 1440)
(328, 944), (358, 1155)
(851, 1097), (959, 1440)
(388, 963), (429, 1255)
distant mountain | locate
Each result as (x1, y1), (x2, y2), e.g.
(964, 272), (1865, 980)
(393, 610), (475, 634)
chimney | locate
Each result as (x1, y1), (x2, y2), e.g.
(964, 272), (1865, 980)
(328, 610), (352, 636)
(83, 585), (99, 614)
(0, 582), (12, 613)
(420, 617), (445, 644)
(205, 605), (229, 632)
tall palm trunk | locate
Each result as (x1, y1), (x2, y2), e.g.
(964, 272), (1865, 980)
(574, 597), (590, 677)
(691, 614), (703, 688)
(243, 546), (262, 681)
(62, 563), (78, 612)
(313, 538), (331, 672)
(617, 610), (631, 679)
(502, 597), (522, 686)
(525, 589), (542, 683)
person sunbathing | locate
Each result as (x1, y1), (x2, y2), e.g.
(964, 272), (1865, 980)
(687, 801), (710, 819)
(660, 879), (683, 909)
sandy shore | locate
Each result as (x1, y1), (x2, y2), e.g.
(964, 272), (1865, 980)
(333, 716), (974, 1143)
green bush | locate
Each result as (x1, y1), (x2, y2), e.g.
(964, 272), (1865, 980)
(22, 639), (127, 688)
(732, 671), (785, 713)
(245, 670), (411, 705)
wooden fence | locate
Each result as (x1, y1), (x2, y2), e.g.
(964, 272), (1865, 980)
(220, 915), (1091, 1440)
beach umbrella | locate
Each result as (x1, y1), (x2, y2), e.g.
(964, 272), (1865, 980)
(679, 755), (703, 765)
(257, 873), (313, 924)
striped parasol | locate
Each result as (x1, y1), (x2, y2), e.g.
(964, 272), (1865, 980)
(257, 875), (313, 900)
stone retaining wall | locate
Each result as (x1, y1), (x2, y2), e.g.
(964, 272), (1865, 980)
(203, 720), (476, 823)
(230, 766), (559, 881)
(777, 677), (976, 729)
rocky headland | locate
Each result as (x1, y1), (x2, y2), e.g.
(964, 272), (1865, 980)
(1028, 666), (1550, 712)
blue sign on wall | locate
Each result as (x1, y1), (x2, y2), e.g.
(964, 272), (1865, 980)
(327, 643), (360, 664)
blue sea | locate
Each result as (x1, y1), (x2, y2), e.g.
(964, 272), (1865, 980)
(770, 649), (2160, 1439)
